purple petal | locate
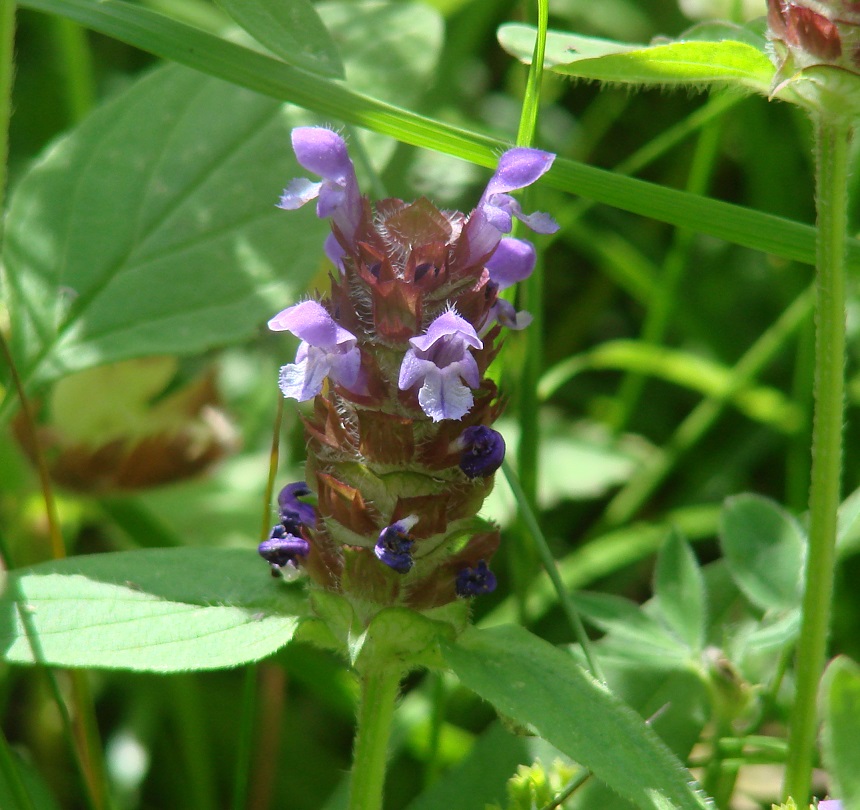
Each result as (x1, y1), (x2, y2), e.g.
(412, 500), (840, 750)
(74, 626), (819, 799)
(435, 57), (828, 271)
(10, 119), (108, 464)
(484, 147), (556, 197)
(408, 311), (482, 353)
(457, 426), (506, 478)
(277, 177), (323, 210)
(291, 127), (354, 181)
(492, 299), (533, 330)
(486, 237), (536, 289)
(324, 232), (346, 272)
(278, 350), (327, 401)
(417, 367), (475, 422)
(267, 300), (356, 350)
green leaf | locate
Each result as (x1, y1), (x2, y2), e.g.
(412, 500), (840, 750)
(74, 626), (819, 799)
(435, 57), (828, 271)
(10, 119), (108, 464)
(822, 656), (860, 806)
(719, 494), (805, 611)
(3, 64), (326, 390)
(443, 625), (711, 810)
(654, 531), (707, 652)
(215, 0), (344, 78)
(16, 0), (860, 276)
(499, 25), (774, 94)
(0, 549), (306, 671)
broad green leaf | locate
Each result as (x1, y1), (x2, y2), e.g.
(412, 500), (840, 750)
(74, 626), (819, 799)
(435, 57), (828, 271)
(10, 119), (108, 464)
(837, 484), (860, 554)
(216, 0), (344, 78)
(3, 64), (326, 391)
(821, 656), (860, 806)
(2, 1), (442, 404)
(0, 549), (306, 671)
(443, 625), (711, 810)
(654, 531), (707, 652)
(572, 592), (687, 663)
(538, 340), (802, 434)
(499, 25), (774, 94)
(17, 0), (860, 276)
(719, 494), (805, 611)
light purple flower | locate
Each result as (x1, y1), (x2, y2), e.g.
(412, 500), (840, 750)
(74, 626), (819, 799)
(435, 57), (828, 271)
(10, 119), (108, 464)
(464, 147), (559, 265)
(269, 300), (361, 401)
(277, 128), (363, 253)
(484, 236), (536, 330)
(398, 311), (483, 421)
(819, 802), (843, 810)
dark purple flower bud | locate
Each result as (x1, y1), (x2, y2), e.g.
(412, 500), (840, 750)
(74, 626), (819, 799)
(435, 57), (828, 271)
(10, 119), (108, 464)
(398, 311), (482, 422)
(259, 525), (310, 578)
(277, 481), (316, 534)
(457, 426), (506, 478)
(374, 516), (418, 574)
(455, 560), (497, 597)
(268, 300), (361, 401)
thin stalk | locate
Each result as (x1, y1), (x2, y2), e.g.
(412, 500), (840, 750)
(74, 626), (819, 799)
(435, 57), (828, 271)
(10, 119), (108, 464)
(169, 675), (218, 810)
(261, 396), (284, 542)
(783, 119), (853, 804)
(230, 668), (257, 810)
(0, 0), (14, 214)
(502, 460), (603, 682)
(348, 666), (402, 810)
(423, 672), (447, 787)
(48, 16), (95, 123)
(247, 665), (286, 810)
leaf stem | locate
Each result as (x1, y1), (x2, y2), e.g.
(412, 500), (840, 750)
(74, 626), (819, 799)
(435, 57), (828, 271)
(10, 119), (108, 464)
(348, 666), (402, 810)
(783, 118), (853, 804)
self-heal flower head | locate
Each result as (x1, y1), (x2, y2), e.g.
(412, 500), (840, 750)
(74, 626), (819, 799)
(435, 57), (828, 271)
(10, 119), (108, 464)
(463, 147), (559, 266)
(455, 560), (497, 597)
(374, 516), (418, 574)
(278, 481), (316, 534)
(398, 311), (482, 422)
(269, 300), (361, 401)
(277, 128), (362, 254)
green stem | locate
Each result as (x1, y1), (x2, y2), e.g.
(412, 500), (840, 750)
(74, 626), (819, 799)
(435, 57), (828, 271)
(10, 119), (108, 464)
(348, 666), (402, 810)
(0, 0), (14, 217)
(783, 118), (853, 804)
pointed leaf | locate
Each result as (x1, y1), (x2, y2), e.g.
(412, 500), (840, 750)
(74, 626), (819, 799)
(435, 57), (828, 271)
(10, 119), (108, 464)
(442, 625), (711, 810)
(654, 531), (707, 651)
(216, 0), (344, 78)
(719, 494), (805, 611)
(0, 549), (306, 671)
(821, 656), (860, 806)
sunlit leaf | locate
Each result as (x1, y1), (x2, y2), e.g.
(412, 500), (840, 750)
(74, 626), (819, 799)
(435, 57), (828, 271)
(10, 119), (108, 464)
(821, 656), (860, 806)
(443, 625), (711, 810)
(0, 549), (306, 671)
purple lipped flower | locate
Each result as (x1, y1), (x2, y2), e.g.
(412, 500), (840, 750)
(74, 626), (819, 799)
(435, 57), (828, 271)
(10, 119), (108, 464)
(374, 515), (418, 574)
(484, 237), (536, 330)
(455, 560), (497, 597)
(277, 128), (362, 251)
(259, 525), (310, 578)
(268, 300), (361, 401)
(818, 802), (843, 810)
(463, 147), (558, 266)
(278, 481), (316, 534)
(398, 310), (482, 422)
(457, 426), (506, 478)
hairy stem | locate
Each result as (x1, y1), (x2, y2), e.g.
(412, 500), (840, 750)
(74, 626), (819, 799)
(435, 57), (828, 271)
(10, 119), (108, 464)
(783, 118), (853, 803)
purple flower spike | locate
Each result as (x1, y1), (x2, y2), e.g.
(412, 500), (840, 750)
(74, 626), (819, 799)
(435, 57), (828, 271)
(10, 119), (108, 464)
(398, 311), (483, 422)
(269, 300), (361, 401)
(374, 515), (418, 574)
(455, 560), (497, 597)
(278, 482), (316, 534)
(277, 127), (363, 249)
(259, 525), (310, 578)
(457, 426), (506, 478)
(464, 147), (558, 264)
